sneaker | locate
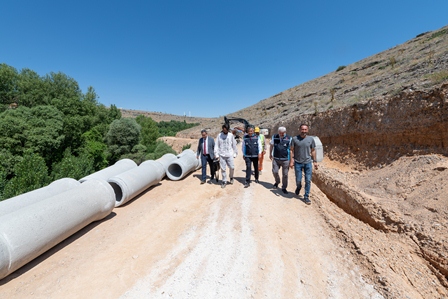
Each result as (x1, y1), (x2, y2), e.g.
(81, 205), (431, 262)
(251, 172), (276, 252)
(229, 178), (234, 185)
(272, 183), (278, 189)
(200, 180), (206, 184)
(282, 188), (288, 194)
(244, 181), (250, 188)
(295, 187), (300, 196)
(304, 198), (311, 205)
(255, 179), (259, 184)
(221, 182), (226, 189)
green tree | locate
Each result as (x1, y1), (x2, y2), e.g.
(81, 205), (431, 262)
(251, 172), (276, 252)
(105, 118), (141, 163)
(108, 104), (122, 121)
(0, 107), (30, 156)
(0, 106), (65, 164)
(3, 152), (50, 199)
(158, 120), (199, 136)
(0, 150), (21, 200)
(152, 141), (177, 159)
(0, 64), (19, 110)
(120, 144), (149, 164)
(136, 115), (160, 152)
(17, 68), (46, 107)
(51, 148), (94, 180)
(81, 125), (109, 170)
(26, 105), (65, 164)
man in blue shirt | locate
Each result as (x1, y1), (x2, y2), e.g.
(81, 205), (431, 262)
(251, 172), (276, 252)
(269, 126), (292, 194)
(242, 126), (262, 187)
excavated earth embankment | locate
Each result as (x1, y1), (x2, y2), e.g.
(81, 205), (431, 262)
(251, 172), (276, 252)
(275, 84), (448, 298)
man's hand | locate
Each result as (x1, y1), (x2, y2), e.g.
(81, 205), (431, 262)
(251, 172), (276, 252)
(314, 162), (319, 170)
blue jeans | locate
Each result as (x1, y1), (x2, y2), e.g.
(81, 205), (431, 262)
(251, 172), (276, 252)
(294, 162), (312, 199)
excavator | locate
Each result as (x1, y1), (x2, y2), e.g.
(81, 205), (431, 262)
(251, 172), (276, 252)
(224, 116), (252, 144)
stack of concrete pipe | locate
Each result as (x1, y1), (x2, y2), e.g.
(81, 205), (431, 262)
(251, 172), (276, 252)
(0, 179), (115, 280)
(166, 149), (201, 181)
(0, 154), (201, 280)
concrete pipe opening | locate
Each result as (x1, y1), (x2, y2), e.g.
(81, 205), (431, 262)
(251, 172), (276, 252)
(167, 163), (183, 179)
(109, 182), (124, 204)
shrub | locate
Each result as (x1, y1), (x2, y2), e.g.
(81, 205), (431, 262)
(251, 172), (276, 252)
(3, 152), (50, 199)
(426, 71), (448, 85)
(428, 28), (447, 40)
(336, 66), (346, 72)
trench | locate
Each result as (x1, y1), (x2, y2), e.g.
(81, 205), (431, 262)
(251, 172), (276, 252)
(312, 167), (448, 287)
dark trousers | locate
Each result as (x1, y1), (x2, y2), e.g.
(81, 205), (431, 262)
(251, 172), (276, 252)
(201, 154), (215, 181)
(245, 156), (259, 183)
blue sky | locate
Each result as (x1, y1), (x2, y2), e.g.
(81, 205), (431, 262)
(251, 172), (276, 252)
(1, 1), (447, 117)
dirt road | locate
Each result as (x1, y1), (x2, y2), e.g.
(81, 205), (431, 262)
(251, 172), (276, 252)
(1, 154), (383, 298)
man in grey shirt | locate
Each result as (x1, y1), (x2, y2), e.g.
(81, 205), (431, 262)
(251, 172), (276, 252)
(289, 124), (319, 205)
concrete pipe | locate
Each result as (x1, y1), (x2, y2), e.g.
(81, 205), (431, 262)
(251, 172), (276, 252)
(79, 159), (137, 183)
(156, 153), (177, 171)
(0, 178), (80, 218)
(166, 149), (200, 181)
(108, 160), (165, 207)
(312, 136), (324, 162)
(0, 179), (115, 280)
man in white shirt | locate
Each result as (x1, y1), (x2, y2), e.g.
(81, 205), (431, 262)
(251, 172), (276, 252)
(214, 124), (238, 188)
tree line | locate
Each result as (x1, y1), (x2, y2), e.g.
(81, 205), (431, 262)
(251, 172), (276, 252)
(0, 63), (198, 200)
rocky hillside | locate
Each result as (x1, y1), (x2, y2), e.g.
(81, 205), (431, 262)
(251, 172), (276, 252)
(174, 25), (448, 141)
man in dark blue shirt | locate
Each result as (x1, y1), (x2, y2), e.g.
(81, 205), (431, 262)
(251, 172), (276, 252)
(269, 126), (292, 194)
(242, 126), (262, 187)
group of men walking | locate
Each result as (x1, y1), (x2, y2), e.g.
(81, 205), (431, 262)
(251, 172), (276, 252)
(196, 123), (318, 205)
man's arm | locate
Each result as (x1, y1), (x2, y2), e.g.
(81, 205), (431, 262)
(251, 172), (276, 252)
(289, 144), (294, 168)
(311, 147), (319, 169)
